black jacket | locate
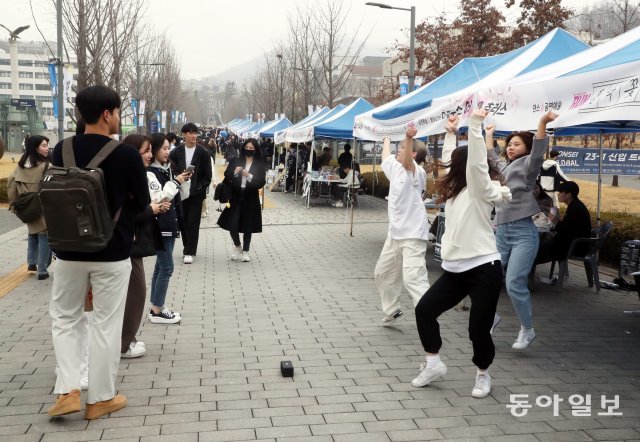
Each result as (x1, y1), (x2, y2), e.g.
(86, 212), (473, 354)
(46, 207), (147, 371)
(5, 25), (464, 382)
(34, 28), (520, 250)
(51, 135), (149, 262)
(130, 206), (164, 258)
(169, 143), (212, 199)
(217, 157), (266, 234)
(147, 165), (182, 238)
(553, 197), (592, 258)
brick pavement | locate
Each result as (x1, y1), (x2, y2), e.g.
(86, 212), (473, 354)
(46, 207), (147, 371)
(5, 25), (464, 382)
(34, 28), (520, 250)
(0, 190), (639, 441)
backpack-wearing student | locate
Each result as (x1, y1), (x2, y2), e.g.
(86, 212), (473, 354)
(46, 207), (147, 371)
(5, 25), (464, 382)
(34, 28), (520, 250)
(47, 85), (149, 420)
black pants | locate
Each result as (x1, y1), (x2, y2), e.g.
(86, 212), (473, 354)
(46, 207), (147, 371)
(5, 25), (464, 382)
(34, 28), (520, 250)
(415, 261), (503, 370)
(180, 194), (205, 256)
(229, 189), (252, 251)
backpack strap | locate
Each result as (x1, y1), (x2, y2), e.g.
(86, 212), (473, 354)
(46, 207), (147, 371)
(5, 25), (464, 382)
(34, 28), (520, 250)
(62, 137), (76, 168)
(87, 139), (122, 169)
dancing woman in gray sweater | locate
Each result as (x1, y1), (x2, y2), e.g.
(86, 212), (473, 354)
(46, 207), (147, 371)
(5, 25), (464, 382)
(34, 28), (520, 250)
(489, 111), (558, 350)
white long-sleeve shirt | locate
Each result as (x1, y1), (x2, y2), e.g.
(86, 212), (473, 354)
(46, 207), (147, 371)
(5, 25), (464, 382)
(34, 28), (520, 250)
(440, 115), (512, 270)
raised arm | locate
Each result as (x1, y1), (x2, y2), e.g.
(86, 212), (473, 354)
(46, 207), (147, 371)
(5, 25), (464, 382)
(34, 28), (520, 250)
(485, 123), (496, 153)
(525, 111), (559, 182)
(401, 126), (417, 172)
(381, 136), (391, 161)
(466, 109), (511, 205)
(441, 114), (458, 176)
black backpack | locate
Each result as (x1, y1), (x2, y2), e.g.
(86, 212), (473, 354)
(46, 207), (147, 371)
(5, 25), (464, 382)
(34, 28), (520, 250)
(39, 137), (121, 252)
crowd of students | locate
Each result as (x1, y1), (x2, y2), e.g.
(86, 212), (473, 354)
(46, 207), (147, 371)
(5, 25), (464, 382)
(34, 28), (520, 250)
(5, 83), (595, 420)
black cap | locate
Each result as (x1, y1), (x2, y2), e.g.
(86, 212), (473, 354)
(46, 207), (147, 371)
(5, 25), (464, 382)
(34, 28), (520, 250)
(557, 181), (579, 197)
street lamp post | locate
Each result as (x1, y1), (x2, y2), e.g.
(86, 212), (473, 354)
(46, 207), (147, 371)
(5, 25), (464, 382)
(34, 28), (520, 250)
(135, 60), (165, 134)
(276, 54), (285, 116)
(365, 2), (416, 92)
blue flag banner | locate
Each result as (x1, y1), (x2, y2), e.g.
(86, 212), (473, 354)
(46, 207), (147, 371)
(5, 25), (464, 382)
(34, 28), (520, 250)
(131, 99), (138, 127)
(555, 146), (640, 176)
(48, 63), (58, 118)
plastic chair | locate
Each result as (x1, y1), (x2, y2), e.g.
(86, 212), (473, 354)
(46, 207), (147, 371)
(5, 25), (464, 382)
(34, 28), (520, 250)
(549, 221), (613, 293)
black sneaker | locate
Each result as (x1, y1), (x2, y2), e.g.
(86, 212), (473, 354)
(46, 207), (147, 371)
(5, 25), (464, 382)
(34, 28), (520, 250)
(27, 265), (37, 271)
(149, 308), (181, 324)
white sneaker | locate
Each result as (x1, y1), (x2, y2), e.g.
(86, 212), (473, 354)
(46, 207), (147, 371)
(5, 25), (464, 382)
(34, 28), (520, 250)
(471, 372), (491, 398)
(381, 308), (404, 326)
(183, 255), (193, 264)
(512, 327), (536, 350)
(411, 362), (447, 387)
(241, 251), (251, 262)
(490, 313), (501, 335)
(231, 246), (243, 261)
(121, 341), (146, 359)
(149, 307), (181, 324)
(335, 200), (344, 207)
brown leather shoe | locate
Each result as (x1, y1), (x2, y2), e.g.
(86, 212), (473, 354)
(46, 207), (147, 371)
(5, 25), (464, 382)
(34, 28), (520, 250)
(84, 394), (127, 420)
(47, 389), (81, 416)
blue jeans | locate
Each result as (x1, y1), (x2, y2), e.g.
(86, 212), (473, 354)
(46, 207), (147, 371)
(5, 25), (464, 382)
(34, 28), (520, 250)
(150, 237), (175, 308)
(27, 233), (51, 276)
(496, 218), (539, 329)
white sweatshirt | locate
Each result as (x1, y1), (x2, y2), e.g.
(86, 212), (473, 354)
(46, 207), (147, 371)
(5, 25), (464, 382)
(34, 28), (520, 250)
(440, 116), (512, 267)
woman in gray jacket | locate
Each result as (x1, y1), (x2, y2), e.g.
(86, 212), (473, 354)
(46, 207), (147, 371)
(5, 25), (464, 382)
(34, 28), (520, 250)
(490, 111), (557, 350)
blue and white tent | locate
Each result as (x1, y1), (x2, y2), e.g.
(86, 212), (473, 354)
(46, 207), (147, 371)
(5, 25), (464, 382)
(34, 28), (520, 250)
(313, 98), (374, 140)
(259, 117), (292, 139)
(277, 106), (345, 144)
(474, 25), (640, 135)
(353, 28), (589, 140)
(274, 107), (331, 144)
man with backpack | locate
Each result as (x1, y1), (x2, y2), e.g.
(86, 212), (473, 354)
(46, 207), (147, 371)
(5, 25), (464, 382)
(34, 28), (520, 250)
(45, 85), (149, 420)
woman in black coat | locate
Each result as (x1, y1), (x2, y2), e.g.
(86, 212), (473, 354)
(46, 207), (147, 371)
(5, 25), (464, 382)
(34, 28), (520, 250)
(217, 138), (266, 262)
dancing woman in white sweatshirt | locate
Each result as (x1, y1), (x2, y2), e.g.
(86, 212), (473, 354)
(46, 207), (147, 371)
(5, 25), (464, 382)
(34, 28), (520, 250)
(412, 109), (512, 398)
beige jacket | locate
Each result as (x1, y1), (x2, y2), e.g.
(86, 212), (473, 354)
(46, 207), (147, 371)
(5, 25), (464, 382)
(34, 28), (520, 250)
(7, 160), (47, 234)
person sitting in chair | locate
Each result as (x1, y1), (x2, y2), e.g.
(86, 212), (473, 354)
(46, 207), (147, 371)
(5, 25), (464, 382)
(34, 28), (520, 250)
(331, 166), (360, 208)
(535, 181), (591, 265)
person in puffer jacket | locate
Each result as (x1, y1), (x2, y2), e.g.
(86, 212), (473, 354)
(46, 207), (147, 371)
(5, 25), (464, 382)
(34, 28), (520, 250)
(146, 133), (191, 324)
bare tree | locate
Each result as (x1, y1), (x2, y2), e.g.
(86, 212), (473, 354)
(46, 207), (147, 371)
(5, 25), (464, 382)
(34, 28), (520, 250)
(311, 0), (369, 107)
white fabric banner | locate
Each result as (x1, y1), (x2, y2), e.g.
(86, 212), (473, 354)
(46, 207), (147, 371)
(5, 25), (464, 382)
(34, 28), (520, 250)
(63, 64), (74, 110)
(139, 100), (146, 127)
(161, 110), (167, 129)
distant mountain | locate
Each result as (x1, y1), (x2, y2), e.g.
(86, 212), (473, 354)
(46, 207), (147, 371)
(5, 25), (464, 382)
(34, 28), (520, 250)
(185, 54), (264, 88)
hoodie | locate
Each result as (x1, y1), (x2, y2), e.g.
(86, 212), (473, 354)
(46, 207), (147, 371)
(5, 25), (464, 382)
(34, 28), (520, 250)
(539, 159), (570, 192)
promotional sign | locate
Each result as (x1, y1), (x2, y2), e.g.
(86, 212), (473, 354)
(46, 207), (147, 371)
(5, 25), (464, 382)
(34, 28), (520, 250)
(399, 75), (409, 96)
(63, 64), (74, 106)
(161, 110), (167, 129)
(11, 98), (36, 108)
(414, 76), (424, 90)
(47, 62), (58, 118)
(139, 100), (146, 127)
(554, 146), (640, 175)
(131, 99), (138, 127)
(361, 142), (383, 161)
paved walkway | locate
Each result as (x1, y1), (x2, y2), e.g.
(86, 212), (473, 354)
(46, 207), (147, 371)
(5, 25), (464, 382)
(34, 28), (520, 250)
(0, 189), (639, 441)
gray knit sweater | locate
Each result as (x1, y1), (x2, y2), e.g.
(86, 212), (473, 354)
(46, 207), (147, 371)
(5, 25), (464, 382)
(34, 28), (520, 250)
(491, 137), (549, 225)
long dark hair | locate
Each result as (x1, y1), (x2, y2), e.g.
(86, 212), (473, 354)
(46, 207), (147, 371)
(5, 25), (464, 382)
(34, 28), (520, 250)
(240, 138), (262, 161)
(19, 135), (49, 168)
(435, 146), (504, 204)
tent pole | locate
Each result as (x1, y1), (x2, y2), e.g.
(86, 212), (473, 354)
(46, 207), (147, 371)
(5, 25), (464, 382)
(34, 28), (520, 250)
(350, 138), (357, 237)
(372, 143), (376, 196)
(295, 144), (299, 195)
(597, 130), (603, 227)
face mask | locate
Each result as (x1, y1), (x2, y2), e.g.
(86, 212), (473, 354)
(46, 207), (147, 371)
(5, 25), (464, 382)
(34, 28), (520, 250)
(245, 150), (255, 157)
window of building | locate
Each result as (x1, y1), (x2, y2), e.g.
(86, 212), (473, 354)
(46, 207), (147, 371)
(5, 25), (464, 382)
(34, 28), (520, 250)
(35, 84), (50, 91)
(0, 94), (11, 99)
(19, 95), (35, 99)
(18, 60), (33, 67)
(19, 83), (34, 90)
(19, 72), (34, 79)
(35, 72), (49, 79)
(0, 82), (11, 89)
(33, 61), (49, 67)
(0, 59), (9, 65)
(0, 71), (10, 77)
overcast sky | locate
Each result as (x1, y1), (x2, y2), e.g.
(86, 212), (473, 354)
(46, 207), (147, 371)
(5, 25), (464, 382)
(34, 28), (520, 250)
(5, 0), (600, 80)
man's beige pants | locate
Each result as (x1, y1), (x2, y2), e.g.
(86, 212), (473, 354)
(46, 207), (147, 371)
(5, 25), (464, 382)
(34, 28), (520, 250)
(50, 258), (131, 404)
